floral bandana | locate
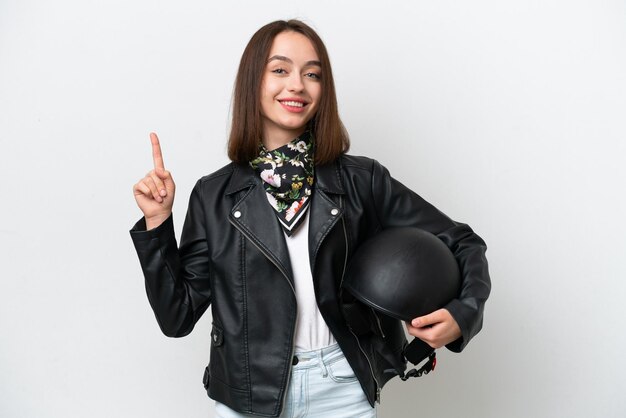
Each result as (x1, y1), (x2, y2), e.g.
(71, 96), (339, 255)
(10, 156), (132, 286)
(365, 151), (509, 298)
(250, 131), (314, 236)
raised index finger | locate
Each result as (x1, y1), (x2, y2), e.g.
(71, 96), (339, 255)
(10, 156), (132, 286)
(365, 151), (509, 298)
(150, 132), (165, 171)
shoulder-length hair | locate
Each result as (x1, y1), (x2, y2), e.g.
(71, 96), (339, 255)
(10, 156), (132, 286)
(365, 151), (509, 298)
(227, 19), (349, 165)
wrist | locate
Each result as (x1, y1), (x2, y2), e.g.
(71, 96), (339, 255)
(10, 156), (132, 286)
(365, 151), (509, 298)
(145, 213), (170, 230)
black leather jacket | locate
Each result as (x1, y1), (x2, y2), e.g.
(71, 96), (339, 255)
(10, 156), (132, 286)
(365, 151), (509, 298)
(130, 155), (491, 417)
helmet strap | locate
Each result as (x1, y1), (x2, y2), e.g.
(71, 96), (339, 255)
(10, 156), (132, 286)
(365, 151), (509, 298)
(400, 338), (437, 380)
(400, 352), (437, 380)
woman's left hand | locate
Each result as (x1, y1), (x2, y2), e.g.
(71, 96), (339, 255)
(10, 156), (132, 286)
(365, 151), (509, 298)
(405, 309), (462, 349)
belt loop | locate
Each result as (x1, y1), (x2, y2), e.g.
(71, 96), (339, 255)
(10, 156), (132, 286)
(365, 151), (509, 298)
(318, 349), (328, 378)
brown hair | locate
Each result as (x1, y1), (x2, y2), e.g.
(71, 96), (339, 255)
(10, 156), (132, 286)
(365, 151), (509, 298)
(227, 19), (349, 165)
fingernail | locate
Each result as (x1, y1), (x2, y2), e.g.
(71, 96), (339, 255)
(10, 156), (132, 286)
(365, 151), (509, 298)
(157, 196), (163, 203)
(160, 189), (167, 197)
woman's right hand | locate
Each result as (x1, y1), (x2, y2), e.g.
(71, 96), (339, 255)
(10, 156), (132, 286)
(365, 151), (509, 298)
(133, 132), (176, 230)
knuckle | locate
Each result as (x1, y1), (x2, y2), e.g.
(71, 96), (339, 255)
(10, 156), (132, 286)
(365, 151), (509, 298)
(151, 172), (164, 184)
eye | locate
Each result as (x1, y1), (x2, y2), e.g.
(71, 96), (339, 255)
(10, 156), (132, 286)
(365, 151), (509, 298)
(271, 68), (287, 74)
(305, 72), (321, 80)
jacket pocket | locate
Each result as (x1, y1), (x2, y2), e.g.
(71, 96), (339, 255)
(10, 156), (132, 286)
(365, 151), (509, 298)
(204, 323), (223, 390)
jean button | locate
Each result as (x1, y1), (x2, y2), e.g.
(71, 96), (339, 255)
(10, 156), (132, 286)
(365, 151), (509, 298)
(292, 356), (299, 365)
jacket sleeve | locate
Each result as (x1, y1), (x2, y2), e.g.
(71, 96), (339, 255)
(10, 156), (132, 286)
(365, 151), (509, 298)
(370, 159), (491, 352)
(129, 179), (212, 337)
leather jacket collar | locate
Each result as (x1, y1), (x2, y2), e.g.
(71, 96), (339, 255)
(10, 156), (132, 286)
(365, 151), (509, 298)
(225, 159), (346, 196)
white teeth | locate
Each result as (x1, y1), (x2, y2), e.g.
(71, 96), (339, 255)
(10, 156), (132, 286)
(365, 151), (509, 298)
(281, 100), (304, 107)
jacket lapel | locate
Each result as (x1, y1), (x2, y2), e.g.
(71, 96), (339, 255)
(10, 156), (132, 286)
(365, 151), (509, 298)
(227, 164), (294, 282)
(308, 160), (346, 272)
(225, 159), (346, 284)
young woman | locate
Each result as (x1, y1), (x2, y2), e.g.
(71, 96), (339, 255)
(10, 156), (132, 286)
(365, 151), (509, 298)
(131, 19), (490, 418)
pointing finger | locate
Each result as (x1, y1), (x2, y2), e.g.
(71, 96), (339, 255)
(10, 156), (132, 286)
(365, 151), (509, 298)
(150, 132), (165, 171)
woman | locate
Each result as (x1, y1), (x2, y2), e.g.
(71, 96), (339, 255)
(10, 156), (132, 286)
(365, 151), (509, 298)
(131, 19), (490, 418)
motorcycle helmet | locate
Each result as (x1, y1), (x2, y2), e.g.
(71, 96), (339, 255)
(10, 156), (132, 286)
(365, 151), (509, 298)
(341, 227), (461, 379)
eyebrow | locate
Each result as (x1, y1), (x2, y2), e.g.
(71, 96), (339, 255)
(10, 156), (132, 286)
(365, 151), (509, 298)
(267, 55), (321, 67)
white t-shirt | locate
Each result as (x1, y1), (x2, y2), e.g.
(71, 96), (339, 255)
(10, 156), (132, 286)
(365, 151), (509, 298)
(284, 210), (337, 351)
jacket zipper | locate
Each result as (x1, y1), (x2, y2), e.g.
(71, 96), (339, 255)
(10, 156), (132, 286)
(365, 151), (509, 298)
(228, 218), (298, 415)
(338, 199), (380, 404)
(350, 327), (381, 403)
(373, 309), (386, 339)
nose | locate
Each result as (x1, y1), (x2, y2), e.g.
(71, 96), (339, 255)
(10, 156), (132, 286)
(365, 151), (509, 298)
(287, 73), (305, 93)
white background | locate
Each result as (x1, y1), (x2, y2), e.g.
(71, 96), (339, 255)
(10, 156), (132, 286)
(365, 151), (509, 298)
(1, 1), (625, 417)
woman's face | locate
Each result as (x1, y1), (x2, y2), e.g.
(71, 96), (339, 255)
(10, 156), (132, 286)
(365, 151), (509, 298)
(260, 31), (322, 149)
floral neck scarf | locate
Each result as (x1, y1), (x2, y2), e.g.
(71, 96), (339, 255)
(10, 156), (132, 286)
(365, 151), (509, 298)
(250, 131), (314, 236)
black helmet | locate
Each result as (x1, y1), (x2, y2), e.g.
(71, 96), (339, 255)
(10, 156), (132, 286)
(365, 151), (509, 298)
(341, 227), (461, 379)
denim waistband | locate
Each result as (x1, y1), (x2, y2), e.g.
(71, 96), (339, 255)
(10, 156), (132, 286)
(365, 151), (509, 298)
(292, 343), (344, 372)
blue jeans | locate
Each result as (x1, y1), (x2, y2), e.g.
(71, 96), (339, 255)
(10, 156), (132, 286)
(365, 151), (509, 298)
(215, 343), (377, 418)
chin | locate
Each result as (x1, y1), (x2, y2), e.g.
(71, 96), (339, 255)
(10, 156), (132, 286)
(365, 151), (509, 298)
(280, 121), (310, 132)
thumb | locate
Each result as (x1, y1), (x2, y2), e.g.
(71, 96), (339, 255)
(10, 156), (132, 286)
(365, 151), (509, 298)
(411, 310), (443, 328)
(156, 168), (175, 191)
(155, 167), (174, 184)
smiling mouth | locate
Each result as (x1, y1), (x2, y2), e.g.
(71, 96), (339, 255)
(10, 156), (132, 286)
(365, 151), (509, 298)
(279, 100), (307, 108)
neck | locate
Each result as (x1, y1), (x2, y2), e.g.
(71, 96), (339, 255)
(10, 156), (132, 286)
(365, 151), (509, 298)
(262, 127), (306, 151)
